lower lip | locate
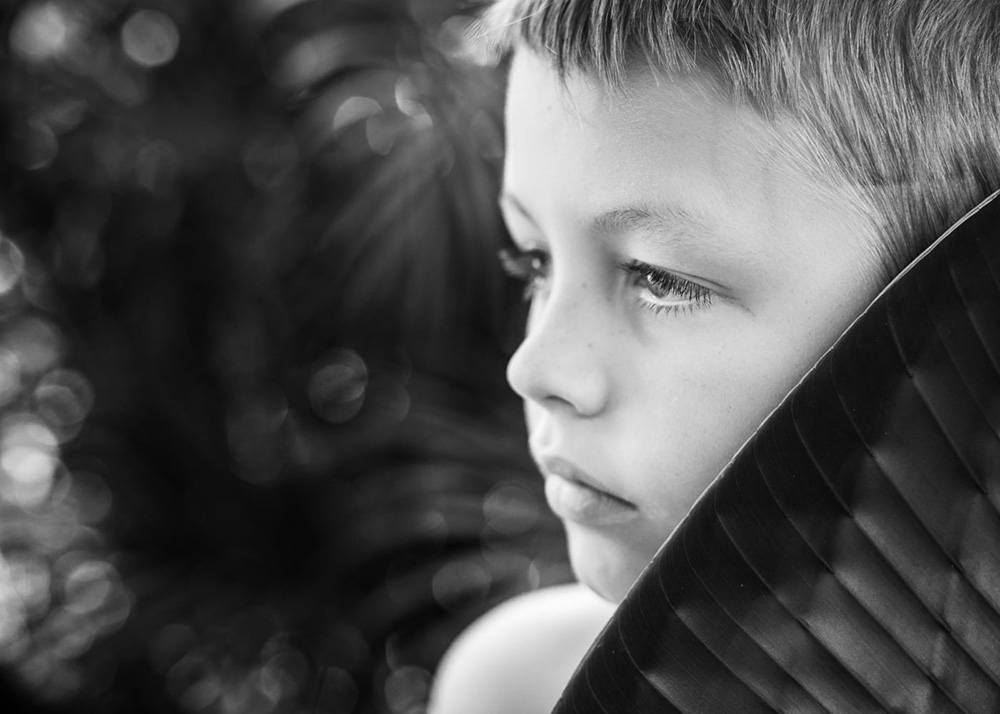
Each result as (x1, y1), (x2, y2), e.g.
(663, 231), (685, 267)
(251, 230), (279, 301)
(544, 474), (639, 527)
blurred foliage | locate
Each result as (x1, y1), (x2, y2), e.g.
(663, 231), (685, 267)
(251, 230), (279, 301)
(0, 0), (570, 712)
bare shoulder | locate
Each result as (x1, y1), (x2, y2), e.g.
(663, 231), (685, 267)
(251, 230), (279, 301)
(429, 583), (616, 714)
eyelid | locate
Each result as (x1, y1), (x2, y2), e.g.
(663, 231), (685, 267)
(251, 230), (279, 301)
(635, 259), (738, 304)
(499, 204), (539, 246)
(623, 260), (714, 292)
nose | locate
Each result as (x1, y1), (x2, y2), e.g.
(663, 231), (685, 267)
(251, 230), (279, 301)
(505, 282), (612, 418)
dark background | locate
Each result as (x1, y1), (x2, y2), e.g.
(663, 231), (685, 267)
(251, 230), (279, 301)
(0, 0), (570, 712)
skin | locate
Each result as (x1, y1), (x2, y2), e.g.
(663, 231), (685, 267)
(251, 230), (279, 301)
(430, 584), (614, 714)
(501, 49), (887, 603)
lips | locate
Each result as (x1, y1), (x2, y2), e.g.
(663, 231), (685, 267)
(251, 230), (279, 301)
(538, 456), (639, 527)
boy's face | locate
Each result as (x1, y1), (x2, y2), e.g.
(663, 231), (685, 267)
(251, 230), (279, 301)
(501, 50), (886, 602)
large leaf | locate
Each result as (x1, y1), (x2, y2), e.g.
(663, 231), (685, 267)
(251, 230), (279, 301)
(553, 190), (1000, 713)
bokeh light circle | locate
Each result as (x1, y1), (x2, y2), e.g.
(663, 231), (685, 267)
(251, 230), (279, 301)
(121, 10), (180, 68)
(0, 236), (27, 296)
(309, 350), (368, 424)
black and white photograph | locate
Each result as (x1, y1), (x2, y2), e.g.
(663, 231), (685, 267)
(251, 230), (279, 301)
(1, 1), (998, 713)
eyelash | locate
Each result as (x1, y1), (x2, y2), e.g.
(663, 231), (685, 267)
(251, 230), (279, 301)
(622, 259), (713, 315)
(497, 247), (713, 316)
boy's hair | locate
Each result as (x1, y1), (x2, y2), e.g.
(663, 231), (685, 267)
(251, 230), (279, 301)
(482, 0), (1000, 277)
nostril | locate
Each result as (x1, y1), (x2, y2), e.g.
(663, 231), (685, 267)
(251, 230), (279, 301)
(541, 393), (577, 412)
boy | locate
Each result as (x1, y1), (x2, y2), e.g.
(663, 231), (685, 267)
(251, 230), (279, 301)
(432, 1), (1000, 711)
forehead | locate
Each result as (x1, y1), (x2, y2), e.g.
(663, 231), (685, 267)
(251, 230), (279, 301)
(505, 49), (814, 186)
(503, 50), (782, 231)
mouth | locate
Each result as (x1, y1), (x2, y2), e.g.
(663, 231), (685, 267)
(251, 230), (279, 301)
(538, 456), (639, 527)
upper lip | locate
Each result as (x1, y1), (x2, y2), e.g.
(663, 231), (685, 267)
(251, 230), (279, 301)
(537, 455), (636, 507)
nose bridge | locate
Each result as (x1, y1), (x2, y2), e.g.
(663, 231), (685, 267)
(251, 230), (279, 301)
(506, 274), (612, 416)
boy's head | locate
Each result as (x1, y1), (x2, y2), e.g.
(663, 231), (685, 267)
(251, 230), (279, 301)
(489, 0), (1000, 602)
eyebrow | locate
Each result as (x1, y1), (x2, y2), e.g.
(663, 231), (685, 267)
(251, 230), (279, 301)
(499, 192), (722, 249)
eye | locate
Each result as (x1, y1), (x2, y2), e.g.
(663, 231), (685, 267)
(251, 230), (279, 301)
(499, 246), (550, 300)
(622, 260), (713, 315)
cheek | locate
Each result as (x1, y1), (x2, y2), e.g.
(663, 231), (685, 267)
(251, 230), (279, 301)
(649, 322), (843, 475)
(629, 349), (798, 506)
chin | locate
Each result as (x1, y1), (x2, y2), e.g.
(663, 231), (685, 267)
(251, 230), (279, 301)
(564, 523), (657, 604)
